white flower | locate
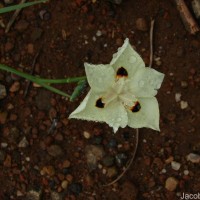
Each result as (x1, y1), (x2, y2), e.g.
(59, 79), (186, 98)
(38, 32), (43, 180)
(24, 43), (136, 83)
(69, 38), (164, 133)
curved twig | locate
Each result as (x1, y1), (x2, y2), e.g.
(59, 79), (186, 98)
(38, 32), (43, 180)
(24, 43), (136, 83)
(149, 19), (155, 68)
(103, 129), (139, 187)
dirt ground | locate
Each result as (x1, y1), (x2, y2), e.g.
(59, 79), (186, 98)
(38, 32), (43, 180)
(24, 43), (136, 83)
(0, 0), (200, 199)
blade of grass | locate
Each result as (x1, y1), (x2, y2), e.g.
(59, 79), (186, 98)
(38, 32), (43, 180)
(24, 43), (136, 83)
(38, 76), (87, 84)
(0, 63), (70, 97)
(0, 0), (47, 14)
(36, 80), (71, 97)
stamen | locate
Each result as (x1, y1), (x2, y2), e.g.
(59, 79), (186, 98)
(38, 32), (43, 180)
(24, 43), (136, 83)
(96, 98), (105, 108)
(116, 67), (128, 78)
(131, 101), (141, 112)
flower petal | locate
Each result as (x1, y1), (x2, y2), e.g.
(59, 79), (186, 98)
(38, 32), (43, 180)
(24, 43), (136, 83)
(127, 97), (160, 131)
(69, 90), (128, 133)
(110, 38), (145, 78)
(128, 67), (165, 97)
(85, 63), (115, 93)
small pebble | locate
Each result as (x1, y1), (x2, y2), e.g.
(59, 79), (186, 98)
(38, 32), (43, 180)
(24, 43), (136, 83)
(106, 167), (118, 178)
(161, 168), (167, 174)
(66, 174), (73, 183)
(1, 143), (8, 148)
(85, 145), (105, 171)
(84, 174), (94, 186)
(63, 160), (70, 168)
(183, 170), (189, 175)
(25, 157), (30, 162)
(96, 30), (102, 37)
(16, 190), (23, 197)
(51, 191), (62, 200)
(41, 165), (55, 176)
(102, 168), (107, 174)
(27, 43), (34, 54)
(175, 93), (181, 102)
(18, 137), (29, 148)
(136, 18), (148, 31)
(9, 81), (20, 92)
(165, 156), (174, 164)
(165, 177), (179, 191)
(4, 0), (14, 4)
(171, 161), (181, 171)
(92, 36), (96, 41)
(61, 180), (68, 189)
(39, 9), (51, 21)
(83, 131), (91, 139)
(4, 154), (11, 167)
(156, 60), (162, 66)
(120, 181), (138, 200)
(0, 84), (6, 100)
(181, 81), (188, 88)
(26, 190), (41, 200)
(180, 101), (188, 109)
(116, 38), (123, 46)
(186, 153), (200, 163)
(115, 153), (127, 167)
(47, 145), (63, 157)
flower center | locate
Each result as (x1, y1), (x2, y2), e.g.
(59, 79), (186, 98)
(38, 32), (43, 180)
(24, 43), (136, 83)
(96, 77), (141, 112)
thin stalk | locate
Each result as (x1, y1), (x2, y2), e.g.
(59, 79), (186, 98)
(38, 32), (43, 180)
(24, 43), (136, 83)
(0, 63), (83, 97)
(36, 80), (70, 97)
(0, 63), (42, 82)
(0, 64), (86, 84)
(38, 76), (87, 84)
(0, 0), (47, 14)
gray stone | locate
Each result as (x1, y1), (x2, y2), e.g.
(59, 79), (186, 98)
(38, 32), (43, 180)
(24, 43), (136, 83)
(26, 190), (41, 200)
(47, 145), (63, 157)
(85, 145), (105, 171)
(51, 191), (62, 200)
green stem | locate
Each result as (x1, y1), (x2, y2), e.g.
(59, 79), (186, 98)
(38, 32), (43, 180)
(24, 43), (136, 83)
(36, 80), (71, 97)
(38, 76), (87, 84)
(0, 63), (42, 82)
(0, 64), (86, 97)
(0, 0), (47, 14)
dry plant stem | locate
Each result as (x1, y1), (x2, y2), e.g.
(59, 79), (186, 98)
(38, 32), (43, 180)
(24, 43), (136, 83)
(149, 19), (155, 69)
(24, 48), (42, 97)
(103, 129), (139, 187)
(175, 0), (200, 34)
(5, 0), (27, 33)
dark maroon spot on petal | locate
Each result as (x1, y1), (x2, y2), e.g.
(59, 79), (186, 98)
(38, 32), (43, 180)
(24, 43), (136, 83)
(131, 101), (141, 112)
(96, 98), (105, 108)
(116, 67), (128, 78)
